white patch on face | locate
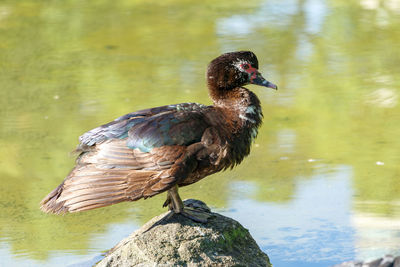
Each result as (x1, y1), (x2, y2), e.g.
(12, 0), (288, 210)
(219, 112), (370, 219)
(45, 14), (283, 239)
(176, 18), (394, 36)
(232, 59), (250, 72)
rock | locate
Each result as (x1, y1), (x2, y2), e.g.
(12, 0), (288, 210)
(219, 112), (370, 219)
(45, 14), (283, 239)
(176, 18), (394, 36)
(332, 255), (400, 267)
(394, 256), (400, 267)
(96, 199), (271, 267)
(332, 261), (363, 267)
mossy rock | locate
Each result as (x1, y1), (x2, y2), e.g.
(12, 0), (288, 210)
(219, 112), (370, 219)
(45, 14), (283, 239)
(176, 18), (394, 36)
(96, 199), (271, 267)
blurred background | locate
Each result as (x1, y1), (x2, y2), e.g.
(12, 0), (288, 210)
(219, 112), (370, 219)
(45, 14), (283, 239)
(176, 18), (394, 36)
(0, 0), (399, 266)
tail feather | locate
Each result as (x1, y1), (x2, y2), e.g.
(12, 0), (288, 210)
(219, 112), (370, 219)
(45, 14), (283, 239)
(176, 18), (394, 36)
(60, 180), (126, 192)
(57, 184), (128, 203)
(40, 140), (182, 214)
(39, 166), (162, 214)
(70, 201), (123, 212)
(40, 183), (69, 214)
(66, 193), (127, 212)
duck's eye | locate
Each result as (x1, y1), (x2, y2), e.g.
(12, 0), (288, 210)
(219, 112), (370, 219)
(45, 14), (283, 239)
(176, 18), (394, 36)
(242, 64), (250, 70)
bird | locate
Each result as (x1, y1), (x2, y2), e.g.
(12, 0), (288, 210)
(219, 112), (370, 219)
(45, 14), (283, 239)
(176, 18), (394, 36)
(40, 51), (277, 222)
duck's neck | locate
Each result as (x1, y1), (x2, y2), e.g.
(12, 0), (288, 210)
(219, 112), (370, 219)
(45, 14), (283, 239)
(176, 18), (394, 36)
(211, 87), (263, 128)
(210, 87), (263, 167)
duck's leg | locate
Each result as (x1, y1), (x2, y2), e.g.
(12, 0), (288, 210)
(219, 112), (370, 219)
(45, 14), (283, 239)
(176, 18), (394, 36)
(164, 185), (211, 223)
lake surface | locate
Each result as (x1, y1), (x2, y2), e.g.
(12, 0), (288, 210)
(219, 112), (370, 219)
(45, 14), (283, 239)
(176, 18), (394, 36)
(0, 0), (399, 266)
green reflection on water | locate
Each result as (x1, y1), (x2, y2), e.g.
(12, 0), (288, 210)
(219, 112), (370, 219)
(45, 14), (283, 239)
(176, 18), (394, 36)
(0, 0), (399, 263)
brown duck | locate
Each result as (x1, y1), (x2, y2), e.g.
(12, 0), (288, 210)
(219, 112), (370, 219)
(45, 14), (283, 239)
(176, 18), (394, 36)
(40, 51), (277, 222)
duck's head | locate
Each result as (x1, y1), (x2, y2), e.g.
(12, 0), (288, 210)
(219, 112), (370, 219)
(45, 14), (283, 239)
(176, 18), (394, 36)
(207, 51), (277, 102)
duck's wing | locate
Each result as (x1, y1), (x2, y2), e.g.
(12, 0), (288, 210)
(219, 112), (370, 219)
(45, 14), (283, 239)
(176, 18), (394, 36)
(77, 103), (208, 150)
(40, 103), (216, 214)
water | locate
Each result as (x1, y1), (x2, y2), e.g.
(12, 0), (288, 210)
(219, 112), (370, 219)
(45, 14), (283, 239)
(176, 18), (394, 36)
(0, 0), (399, 266)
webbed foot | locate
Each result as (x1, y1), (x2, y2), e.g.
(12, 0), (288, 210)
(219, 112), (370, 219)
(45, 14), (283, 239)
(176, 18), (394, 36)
(180, 207), (211, 223)
(164, 187), (212, 223)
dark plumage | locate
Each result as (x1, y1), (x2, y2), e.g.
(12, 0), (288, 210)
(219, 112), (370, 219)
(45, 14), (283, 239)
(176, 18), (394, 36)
(40, 51), (277, 221)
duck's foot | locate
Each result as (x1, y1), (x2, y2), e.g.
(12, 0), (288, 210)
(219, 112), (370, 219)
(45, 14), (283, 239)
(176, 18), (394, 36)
(164, 187), (212, 223)
(180, 206), (211, 223)
(162, 194), (171, 208)
(182, 198), (211, 212)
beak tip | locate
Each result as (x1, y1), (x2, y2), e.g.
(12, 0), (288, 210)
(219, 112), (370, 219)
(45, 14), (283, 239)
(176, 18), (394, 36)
(251, 72), (278, 90)
(266, 81), (278, 90)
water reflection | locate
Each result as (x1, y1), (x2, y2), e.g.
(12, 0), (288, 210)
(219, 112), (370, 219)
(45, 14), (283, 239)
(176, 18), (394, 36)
(221, 165), (355, 266)
(0, 0), (399, 266)
(352, 208), (400, 260)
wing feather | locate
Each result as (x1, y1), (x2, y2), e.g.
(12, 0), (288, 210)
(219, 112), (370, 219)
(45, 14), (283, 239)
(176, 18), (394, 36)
(41, 103), (214, 214)
(40, 143), (190, 214)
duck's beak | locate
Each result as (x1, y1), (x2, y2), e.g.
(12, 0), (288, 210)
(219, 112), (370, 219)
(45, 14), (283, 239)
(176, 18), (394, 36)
(250, 71), (278, 90)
